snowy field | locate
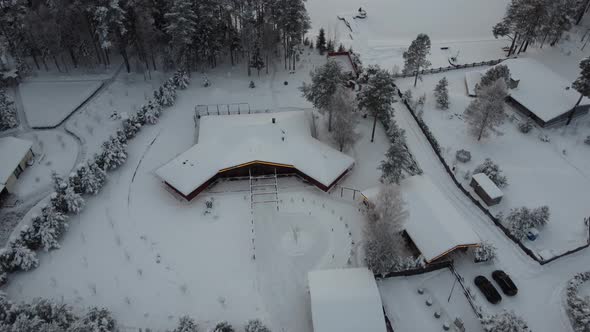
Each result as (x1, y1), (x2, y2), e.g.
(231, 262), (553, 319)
(20, 80), (104, 128)
(306, 0), (511, 69)
(5, 53), (386, 331)
(396, 68), (590, 257)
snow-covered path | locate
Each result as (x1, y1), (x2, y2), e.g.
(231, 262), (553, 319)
(395, 104), (583, 331)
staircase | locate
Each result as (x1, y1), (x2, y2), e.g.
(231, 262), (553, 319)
(249, 168), (279, 211)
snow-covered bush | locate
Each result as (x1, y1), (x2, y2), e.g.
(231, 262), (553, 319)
(566, 272), (590, 332)
(173, 315), (198, 332)
(538, 134), (551, 143)
(245, 319), (271, 332)
(474, 158), (508, 188)
(474, 242), (497, 262)
(0, 240), (39, 272)
(97, 136), (127, 171)
(506, 206), (550, 240)
(402, 89), (413, 104)
(172, 70), (190, 90)
(480, 310), (530, 332)
(211, 321), (234, 332)
(434, 77), (450, 110)
(518, 120), (534, 134)
(0, 88), (18, 131)
(249, 81), (256, 89)
(68, 307), (116, 332)
(456, 149), (472, 163)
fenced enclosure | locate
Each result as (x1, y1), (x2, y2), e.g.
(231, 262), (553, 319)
(393, 58), (509, 79)
(195, 103), (252, 117)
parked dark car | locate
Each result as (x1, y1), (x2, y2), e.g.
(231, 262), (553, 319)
(474, 275), (502, 304)
(492, 270), (518, 296)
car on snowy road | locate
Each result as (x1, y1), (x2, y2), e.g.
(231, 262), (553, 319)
(474, 275), (502, 304)
(492, 270), (518, 296)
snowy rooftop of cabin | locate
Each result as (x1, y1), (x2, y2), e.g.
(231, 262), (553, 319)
(472, 173), (503, 200)
(0, 137), (32, 187)
(364, 176), (481, 263)
(466, 58), (588, 122)
(156, 111), (355, 196)
(308, 268), (387, 332)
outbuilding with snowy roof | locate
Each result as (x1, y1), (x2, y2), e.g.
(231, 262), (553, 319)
(465, 58), (590, 127)
(156, 111), (355, 201)
(308, 267), (387, 332)
(363, 175), (481, 264)
(0, 137), (34, 196)
(470, 173), (503, 206)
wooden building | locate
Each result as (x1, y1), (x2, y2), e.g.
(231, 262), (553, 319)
(0, 137), (34, 197)
(470, 173), (503, 206)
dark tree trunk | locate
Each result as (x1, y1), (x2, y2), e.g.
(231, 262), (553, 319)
(53, 56), (62, 72)
(328, 109), (333, 132)
(68, 48), (78, 68)
(371, 115), (377, 142)
(413, 66), (420, 87)
(508, 34), (517, 56)
(31, 51), (40, 70)
(120, 47), (130, 73)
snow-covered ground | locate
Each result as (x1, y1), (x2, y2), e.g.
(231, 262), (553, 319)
(20, 80), (104, 128)
(5, 52), (387, 331)
(396, 67), (590, 258)
(306, 0), (511, 69)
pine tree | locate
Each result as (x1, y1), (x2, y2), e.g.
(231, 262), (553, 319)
(326, 39), (334, 53)
(300, 60), (344, 131)
(316, 28), (327, 55)
(36, 203), (68, 251)
(245, 319), (271, 332)
(250, 44), (265, 77)
(68, 307), (116, 332)
(403, 34), (431, 87)
(356, 66), (397, 142)
(434, 77), (450, 110)
(569, 57), (590, 125)
(144, 100), (162, 125)
(164, 0), (197, 70)
(481, 310), (530, 332)
(100, 136), (127, 171)
(172, 316), (198, 332)
(380, 123), (412, 185)
(212, 321), (234, 332)
(63, 185), (85, 214)
(464, 79), (508, 141)
(5, 240), (38, 271)
(172, 70), (190, 90)
(0, 89), (18, 131)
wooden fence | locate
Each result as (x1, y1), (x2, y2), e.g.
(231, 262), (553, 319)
(393, 58), (508, 79)
(395, 85), (590, 265)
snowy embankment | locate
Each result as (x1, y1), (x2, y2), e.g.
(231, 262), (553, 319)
(396, 69), (590, 258)
(20, 80), (104, 128)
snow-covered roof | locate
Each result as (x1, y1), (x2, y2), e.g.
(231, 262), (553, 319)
(308, 268), (387, 332)
(472, 173), (503, 200)
(465, 71), (483, 97)
(156, 111), (355, 197)
(327, 53), (356, 74)
(0, 137), (33, 186)
(465, 58), (588, 123)
(401, 176), (481, 263)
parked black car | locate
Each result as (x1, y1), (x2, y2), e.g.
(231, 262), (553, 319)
(492, 270), (518, 296)
(474, 275), (502, 304)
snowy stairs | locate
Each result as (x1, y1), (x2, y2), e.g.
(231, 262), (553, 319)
(249, 169), (279, 211)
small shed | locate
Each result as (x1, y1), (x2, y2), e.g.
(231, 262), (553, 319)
(308, 268), (387, 332)
(0, 137), (34, 195)
(470, 173), (503, 206)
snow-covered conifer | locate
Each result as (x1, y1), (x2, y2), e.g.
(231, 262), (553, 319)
(300, 60), (344, 131)
(403, 34), (431, 87)
(100, 136), (127, 171)
(164, 0), (197, 70)
(173, 70), (190, 90)
(480, 310), (530, 332)
(123, 116), (142, 140)
(82, 161), (107, 195)
(570, 57), (590, 125)
(434, 77), (450, 110)
(144, 100), (162, 125)
(245, 319), (271, 332)
(316, 28), (327, 54)
(37, 204), (68, 251)
(380, 123), (413, 185)
(250, 44), (265, 77)
(0, 88), (18, 131)
(19, 223), (41, 251)
(5, 240), (38, 271)
(63, 185), (85, 214)
(474, 158), (508, 188)
(357, 66), (397, 142)
(50, 173), (69, 213)
(212, 321), (234, 332)
(159, 82), (177, 107)
(173, 316), (198, 332)
(68, 307), (116, 332)
(464, 79), (508, 141)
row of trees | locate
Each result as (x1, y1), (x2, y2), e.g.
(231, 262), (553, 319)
(493, 0), (589, 56)
(0, 88), (18, 131)
(0, 0), (309, 75)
